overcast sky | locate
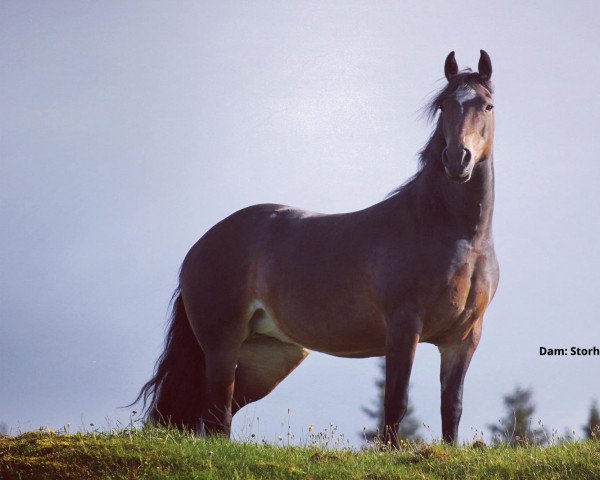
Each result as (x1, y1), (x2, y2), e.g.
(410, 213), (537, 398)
(1, 1), (599, 445)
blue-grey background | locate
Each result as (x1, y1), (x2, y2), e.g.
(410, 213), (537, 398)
(1, 1), (598, 445)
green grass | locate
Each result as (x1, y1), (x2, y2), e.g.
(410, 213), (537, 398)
(1, 428), (599, 480)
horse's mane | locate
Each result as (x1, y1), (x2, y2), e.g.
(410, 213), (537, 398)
(388, 70), (494, 197)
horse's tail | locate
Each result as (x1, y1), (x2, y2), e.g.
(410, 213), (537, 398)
(132, 287), (205, 431)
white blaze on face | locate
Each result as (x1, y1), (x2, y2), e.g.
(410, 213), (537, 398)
(455, 86), (477, 114)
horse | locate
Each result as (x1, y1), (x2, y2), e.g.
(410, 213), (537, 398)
(134, 50), (499, 446)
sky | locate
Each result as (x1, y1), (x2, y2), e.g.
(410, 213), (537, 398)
(1, 1), (599, 446)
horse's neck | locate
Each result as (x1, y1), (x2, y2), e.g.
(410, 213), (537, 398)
(416, 155), (495, 240)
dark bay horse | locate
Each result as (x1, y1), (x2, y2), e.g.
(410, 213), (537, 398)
(135, 50), (499, 446)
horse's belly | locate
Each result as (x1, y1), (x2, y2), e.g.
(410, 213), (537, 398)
(248, 299), (387, 357)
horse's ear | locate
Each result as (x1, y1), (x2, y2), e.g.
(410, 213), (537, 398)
(478, 49), (492, 80)
(444, 51), (458, 81)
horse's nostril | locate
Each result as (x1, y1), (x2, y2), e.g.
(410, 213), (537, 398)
(443, 147), (471, 168)
(461, 149), (472, 167)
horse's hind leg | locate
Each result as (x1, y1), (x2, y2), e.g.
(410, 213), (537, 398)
(232, 336), (309, 415)
(180, 285), (249, 437)
(200, 345), (241, 436)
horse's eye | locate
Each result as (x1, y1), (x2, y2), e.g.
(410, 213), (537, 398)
(438, 105), (445, 112)
(485, 104), (494, 111)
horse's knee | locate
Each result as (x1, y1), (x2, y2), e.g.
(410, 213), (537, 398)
(441, 400), (462, 421)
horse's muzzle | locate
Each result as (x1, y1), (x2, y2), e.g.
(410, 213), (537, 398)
(442, 147), (473, 182)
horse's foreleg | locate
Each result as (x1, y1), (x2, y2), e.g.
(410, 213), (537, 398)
(383, 315), (422, 448)
(438, 319), (482, 443)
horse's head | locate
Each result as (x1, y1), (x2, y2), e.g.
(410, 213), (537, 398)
(437, 50), (494, 183)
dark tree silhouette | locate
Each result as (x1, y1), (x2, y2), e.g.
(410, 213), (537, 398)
(361, 358), (421, 443)
(0, 422), (8, 435)
(488, 386), (547, 445)
(582, 400), (600, 440)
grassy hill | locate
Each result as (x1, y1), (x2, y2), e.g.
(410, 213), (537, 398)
(1, 428), (599, 479)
